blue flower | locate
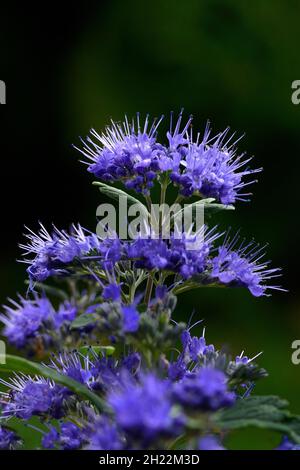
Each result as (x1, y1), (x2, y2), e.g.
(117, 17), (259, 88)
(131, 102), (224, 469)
(77, 110), (261, 206)
(155, 285), (169, 301)
(76, 114), (166, 195)
(157, 111), (192, 172)
(275, 436), (300, 450)
(198, 435), (225, 450)
(0, 426), (20, 450)
(0, 295), (54, 348)
(122, 304), (139, 333)
(0, 295), (79, 349)
(48, 351), (141, 393)
(48, 352), (94, 388)
(76, 111), (262, 203)
(20, 224), (96, 282)
(168, 358), (187, 381)
(97, 238), (124, 270)
(210, 236), (283, 297)
(0, 376), (68, 420)
(170, 124), (261, 204)
(86, 417), (124, 450)
(168, 329), (215, 380)
(121, 352), (141, 373)
(42, 426), (59, 449)
(20, 223), (102, 282)
(54, 302), (77, 328)
(173, 367), (235, 411)
(127, 227), (219, 279)
(42, 422), (85, 450)
(181, 330), (215, 362)
(109, 373), (184, 445)
(103, 283), (122, 301)
(58, 422), (84, 450)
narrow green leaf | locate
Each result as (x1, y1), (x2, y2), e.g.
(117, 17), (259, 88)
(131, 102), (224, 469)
(93, 181), (149, 218)
(0, 355), (108, 413)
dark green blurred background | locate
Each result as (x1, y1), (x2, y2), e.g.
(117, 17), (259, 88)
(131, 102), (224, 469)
(1, 0), (300, 449)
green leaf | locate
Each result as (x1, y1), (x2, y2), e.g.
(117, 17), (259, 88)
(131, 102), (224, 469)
(168, 434), (192, 450)
(171, 198), (234, 225)
(0, 355), (108, 413)
(24, 281), (69, 300)
(78, 345), (115, 357)
(93, 181), (149, 218)
(70, 313), (98, 329)
(172, 275), (222, 295)
(214, 395), (300, 444)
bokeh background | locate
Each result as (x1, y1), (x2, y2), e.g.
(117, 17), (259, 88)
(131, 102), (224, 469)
(1, 0), (300, 449)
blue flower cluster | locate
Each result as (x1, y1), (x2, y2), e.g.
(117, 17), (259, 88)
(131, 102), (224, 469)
(0, 376), (68, 420)
(0, 426), (20, 450)
(19, 223), (281, 297)
(77, 112), (260, 203)
(0, 340), (237, 449)
(173, 367), (235, 410)
(20, 223), (123, 282)
(42, 422), (85, 450)
(0, 295), (77, 349)
(0, 111), (290, 450)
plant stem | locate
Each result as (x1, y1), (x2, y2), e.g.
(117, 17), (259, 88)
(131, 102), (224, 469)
(174, 194), (183, 205)
(144, 274), (154, 305)
(159, 179), (168, 234)
(144, 194), (152, 213)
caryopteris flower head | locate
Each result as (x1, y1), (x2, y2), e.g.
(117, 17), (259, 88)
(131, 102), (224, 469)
(211, 234), (284, 297)
(0, 294), (54, 348)
(20, 223), (100, 282)
(77, 112), (261, 204)
(172, 367), (236, 411)
(170, 124), (261, 204)
(0, 375), (68, 420)
(76, 114), (166, 195)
